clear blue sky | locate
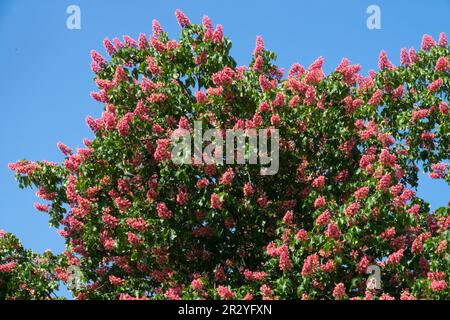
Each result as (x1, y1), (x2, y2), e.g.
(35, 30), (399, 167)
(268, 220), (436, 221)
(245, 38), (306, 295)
(1, 0), (449, 255)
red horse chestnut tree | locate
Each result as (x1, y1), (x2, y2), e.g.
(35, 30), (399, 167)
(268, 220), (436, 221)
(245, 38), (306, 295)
(4, 10), (450, 300)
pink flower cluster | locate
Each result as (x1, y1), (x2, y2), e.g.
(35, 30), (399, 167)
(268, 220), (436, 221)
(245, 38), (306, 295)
(157, 202), (172, 219)
(0, 262), (16, 273)
(429, 162), (448, 179)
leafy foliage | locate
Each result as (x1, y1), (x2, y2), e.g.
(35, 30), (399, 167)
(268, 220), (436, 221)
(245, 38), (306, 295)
(0, 230), (61, 299)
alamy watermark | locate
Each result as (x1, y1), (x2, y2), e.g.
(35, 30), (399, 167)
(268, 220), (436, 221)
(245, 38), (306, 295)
(366, 5), (381, 30)
(366, 265), (382, 290)
(66, 5), (81, 30)
(170, 121), (279, 175)
(66, 265), (83, 290)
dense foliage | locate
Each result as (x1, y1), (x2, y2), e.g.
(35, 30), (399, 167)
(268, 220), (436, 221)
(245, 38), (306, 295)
(5, 10), (450, 300)
(0, 230), (61, 299)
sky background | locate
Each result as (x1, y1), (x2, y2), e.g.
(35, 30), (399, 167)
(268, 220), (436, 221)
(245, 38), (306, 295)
(0, 0), (449, 296)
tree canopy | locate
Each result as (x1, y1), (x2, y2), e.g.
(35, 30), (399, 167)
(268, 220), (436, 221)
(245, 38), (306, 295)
(4, 10), (450, 300)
